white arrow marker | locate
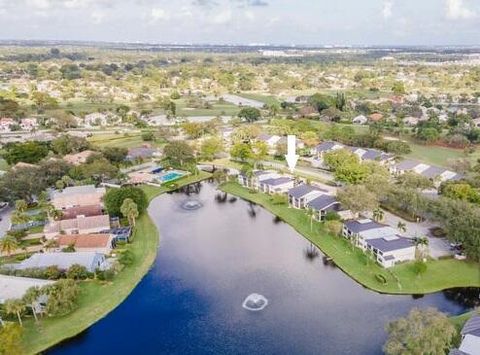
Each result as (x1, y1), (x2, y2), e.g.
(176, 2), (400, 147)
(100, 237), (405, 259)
(285, 135), (299, 173)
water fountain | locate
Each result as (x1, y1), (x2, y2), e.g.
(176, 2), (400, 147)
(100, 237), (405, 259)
(180, 199), (203, 211)
(242, 293), (268, 311)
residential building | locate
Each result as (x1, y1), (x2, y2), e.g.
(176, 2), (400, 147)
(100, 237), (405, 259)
(12, 252), (108, 272)
(352, 115), (368, 125)
(451, 315), (480, 355)
(342, 219), (415, 268)
(20, 118), (38, 131)
(44, 214), (111, 239)
(288, 184), (325, 209)
(60, 204), (104, 220)
(391, 160), (463, 187)
(63, 150), (97, 166)
(306, 195), (341, 221)
(257, 134), (282, 149)
(56, 234), (114, 255)
(0, 118), (15, 132)
(50, 185), (106, 210)
(259, 177), (295, 194)
(0, 275), (54, 305)
(238, 170), (280, 190)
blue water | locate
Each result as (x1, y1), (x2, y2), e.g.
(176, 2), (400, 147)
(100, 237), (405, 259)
(158, 172), (183, 183)
(50, 182), (478, 355)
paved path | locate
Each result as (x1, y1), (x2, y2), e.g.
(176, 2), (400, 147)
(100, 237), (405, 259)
(0, 207), (12, 239)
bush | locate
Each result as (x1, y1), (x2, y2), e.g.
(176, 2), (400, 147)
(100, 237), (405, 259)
(375, 273), (387, 284)
(325, 211), (341, 221)
(96, 269), (115, 281)
(104, 187), (148, 217)
(412, 261), (427, 275)
(66, 264), (89, 280)
(141, 132), (155, 141)
(119, 250), (135, 267)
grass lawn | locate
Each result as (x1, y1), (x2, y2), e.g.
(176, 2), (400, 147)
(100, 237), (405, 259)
(88, 132), (164, 149)
(405, 142), (466, 167)
(237, 93), (279, 106)
(220, 182), (480, 295)
(21, 172), (212, 354)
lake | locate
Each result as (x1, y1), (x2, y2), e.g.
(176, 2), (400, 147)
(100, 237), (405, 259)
(50, 182), (478, 355)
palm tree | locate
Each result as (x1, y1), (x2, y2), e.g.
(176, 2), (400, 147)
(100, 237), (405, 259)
(397, 221), (407, 233)
(0, 235), (19, 257)
(306, 207), (316, 232)
(4, 299), (26, 326)
(120, 198), (139, 227)
(414, 236), (430, 260)
(44, 239), (58, 252)
(372, 208), (384, 222)
(23, 287), (41, 322)
(15, 200), (28, 213)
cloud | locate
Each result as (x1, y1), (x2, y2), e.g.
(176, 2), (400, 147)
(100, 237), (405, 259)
(91, 10), (106, 24)
(26, 0), (51, 9)
(210, 8), (232, 24)
(151, 7), (170, 21)
(445, 0), (476, 20)
(382, 0), (393, 19)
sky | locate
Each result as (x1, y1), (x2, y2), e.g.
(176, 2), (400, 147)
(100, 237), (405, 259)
(0, 0), (479, 45)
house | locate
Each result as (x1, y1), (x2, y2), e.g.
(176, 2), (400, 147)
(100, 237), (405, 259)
(60, 204), (104, 220)
(352, 115), (368, 125)
(257, 134), (282, 149)
(56, 234), (114, 255)
(391, 160), (463, 187)
(0, 275), (54, 305)
(314, 141), (345, 159)
(306, 195), (341, 221)
(369, 113), (384, 122)
(63, 150), (97, 166)
(238, 170), (280, 190)
(44, 214), (111, 239)
(50, 185), (106, 210)
(450, 315), (480, 355)
(20, 118), (38, 131)
(12, 252), (108, 272)
(84, 112), (109, 127)
(342, 219), (415, 268)
(259, 177), (295, 195)
(108, 227), (133, 243)
(288, 184), (325, 209)
(0, 118), (15, 132)
(126, 147), (160, 161)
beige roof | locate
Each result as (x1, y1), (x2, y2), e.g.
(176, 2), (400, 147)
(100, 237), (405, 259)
(63, 150), (97, 166)
(57, 234), (112, 248)
(45, 215), (110, 234)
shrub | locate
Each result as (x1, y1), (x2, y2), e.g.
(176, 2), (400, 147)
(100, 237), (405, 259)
(375, 273), (387, 284)
(96, 269), (115, 281)
(66, 264), (89, 280)
(412, 261), (427, 275)
(119, 250), (135, 267)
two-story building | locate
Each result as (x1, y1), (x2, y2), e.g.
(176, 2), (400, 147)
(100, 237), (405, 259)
(288, 184), (325, 209)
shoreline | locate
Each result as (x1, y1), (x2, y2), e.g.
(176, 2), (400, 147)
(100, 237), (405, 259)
(220, 182), (480, 295)
(21, 172), (212, 355)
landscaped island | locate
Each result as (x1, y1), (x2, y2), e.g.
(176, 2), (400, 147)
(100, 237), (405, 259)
(220, 182), (480, 294)
(20, 172), (211, 355)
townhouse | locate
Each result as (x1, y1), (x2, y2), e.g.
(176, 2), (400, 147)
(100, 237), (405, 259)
(50, 185), (106, 210)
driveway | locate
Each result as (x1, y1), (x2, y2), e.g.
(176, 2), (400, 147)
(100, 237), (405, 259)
(0, 206), (12, 239)
(377, 210), (453, 259)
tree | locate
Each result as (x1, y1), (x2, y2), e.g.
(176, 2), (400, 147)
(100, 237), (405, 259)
(230, 143), (253, 162)
(391, 81), (406, 95)
(102, 147), (128, 164)
(397, 172), (433, 190)
(306, 207), (316, 232)
(337, 185), (378, 216)
(325, 220), (343, 236)
(0, 97), (20, 117)
(308, 93), (335, 113)
(251, 141), (268, 167)
(23, 287), (41, 322)
(200, 137), (224, 161)
(397, 221), (407, 233)
(0, 235), (19, 257)
(323, 149), (359, 172)
(120, 198), (139, 226)
(384, 308), (456, 355)
(31, 91), (58, 112)
(141, 132), (155, 142)
(414, 236), (430, 260)
(163, 141), (195, 167)
(10, 210), (29, 226)
(104, 187), (148, 217)
(2, 141), (49, 165)
(4, 299), (26, 326)
(0, 323), (23, 355)
(181, 122), (205, 139)
(372, 207), (385, 222)
(0, 165), (45, 203)
(442, 183), (480, 203)
(51, 135), (90, 155)
(42, 279), (80, 316)
(80, 158), (119, 181)
(238, 107), (261, 122)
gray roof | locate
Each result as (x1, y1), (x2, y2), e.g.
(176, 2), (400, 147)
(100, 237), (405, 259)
(420, 165), (446, 179)
(395, 160), (421, 171)
(14, 252), (105, 272)
(261, 177), (293, 186)
(315, 141), (341, 153)
(0, 275), (54, 304)
(344, 219), (385, 233)
(361, 149), (382, 161)
(50, 185), (99, 199)
(367, 236), (413, 253)
(307, 195), (339, 211)
(462, 315), (480, 337)
(449, 349), (469, 355)
(288, 184), (323, 199)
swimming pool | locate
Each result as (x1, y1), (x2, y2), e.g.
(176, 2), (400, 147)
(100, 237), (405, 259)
(156, 171), (185, 183)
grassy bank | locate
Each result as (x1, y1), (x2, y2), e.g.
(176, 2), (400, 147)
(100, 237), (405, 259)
(220, 182), (480, 295)
(21, 172), (211, 354)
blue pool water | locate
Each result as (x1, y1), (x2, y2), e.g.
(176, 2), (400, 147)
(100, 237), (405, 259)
(50, 182), (479, 355)
(158, 171), (184, 183)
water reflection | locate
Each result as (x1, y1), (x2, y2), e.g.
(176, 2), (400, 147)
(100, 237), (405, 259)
(304, 243), (320, 262)
(443, 288), (480, 308)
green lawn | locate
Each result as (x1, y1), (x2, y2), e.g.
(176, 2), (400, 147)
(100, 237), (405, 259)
(220, 182), (480, 295)
(237, 93), (279, 106)
(405, 142), (466, 168)
(21, 172), (212, 354)
(88, 132), (164, 149)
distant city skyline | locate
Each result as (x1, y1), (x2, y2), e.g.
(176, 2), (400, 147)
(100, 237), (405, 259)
(0, 0), (479, 45)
